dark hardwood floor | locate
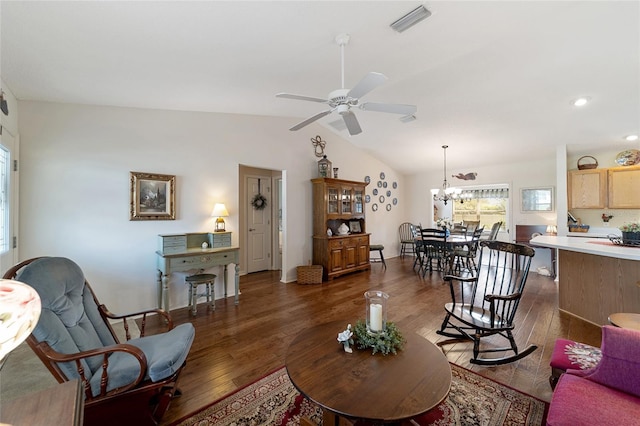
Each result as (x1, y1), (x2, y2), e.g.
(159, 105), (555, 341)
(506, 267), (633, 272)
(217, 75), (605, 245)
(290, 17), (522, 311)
(150, 256), (601, 425)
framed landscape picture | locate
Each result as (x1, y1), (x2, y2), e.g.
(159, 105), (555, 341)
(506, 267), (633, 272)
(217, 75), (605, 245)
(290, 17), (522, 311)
(130, 171), (176, 220)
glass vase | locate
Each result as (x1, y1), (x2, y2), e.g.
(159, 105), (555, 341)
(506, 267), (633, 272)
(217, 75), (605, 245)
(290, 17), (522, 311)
(364, 290), (388, 334)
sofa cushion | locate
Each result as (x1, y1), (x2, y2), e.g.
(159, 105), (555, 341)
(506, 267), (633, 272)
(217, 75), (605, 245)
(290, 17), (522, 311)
(547, 373), (640, 426)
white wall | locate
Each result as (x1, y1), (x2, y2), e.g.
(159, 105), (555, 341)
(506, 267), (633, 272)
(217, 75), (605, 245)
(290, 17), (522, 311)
(17, 100), (405, 313)
(405, 157), (557, 271)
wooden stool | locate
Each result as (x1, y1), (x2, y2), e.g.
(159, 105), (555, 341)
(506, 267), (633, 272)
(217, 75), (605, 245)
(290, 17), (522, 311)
(369, 244), (386, 269)
(185, 273), (216, 315)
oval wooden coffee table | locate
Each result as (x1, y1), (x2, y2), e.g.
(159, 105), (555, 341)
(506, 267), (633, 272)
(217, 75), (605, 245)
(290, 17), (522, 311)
(285, 320), (451, 425)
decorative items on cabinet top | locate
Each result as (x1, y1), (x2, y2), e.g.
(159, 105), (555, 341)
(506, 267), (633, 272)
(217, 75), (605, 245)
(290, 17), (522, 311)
(615, 149), (640, 166)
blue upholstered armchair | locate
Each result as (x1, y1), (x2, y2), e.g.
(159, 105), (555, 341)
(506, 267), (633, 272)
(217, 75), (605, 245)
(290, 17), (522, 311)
(3, 257), (195, 425)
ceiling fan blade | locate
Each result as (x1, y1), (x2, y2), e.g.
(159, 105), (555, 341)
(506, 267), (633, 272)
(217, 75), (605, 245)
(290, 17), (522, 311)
(276, 93), (328, 103)
(328, 118), (347, 131)
(289, 110), (333, 131)
(360, 102), (417, 115)
(347, 72), (388, 100)
(341, 111), (362, 136)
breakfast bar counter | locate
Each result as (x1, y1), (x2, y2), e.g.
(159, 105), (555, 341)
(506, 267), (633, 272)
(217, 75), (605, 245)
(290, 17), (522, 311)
(531, 235), (640, 325)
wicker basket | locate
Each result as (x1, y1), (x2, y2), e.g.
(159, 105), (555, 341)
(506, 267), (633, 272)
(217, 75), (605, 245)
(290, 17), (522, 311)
(569, 225), (590, 233)
(577, 156), (598, 170)
(297, 265), (323, 284)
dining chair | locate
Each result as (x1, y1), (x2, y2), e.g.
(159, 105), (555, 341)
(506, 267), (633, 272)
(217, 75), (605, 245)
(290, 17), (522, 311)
(436, 240), (537, 365)
(483, 221), (502, 241)
(450, 224), (468, 236)
(415, 227), (449, 276)
(398, 222), (418, 258)
(3, 257), (196, 425)
(452, 226), (484, 274)
(463, 220), (480, 234)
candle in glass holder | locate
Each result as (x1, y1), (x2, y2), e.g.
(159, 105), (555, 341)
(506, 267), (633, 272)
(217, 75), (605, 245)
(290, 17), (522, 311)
(370, 303), (383, 331)
(364, 290), (388, 334)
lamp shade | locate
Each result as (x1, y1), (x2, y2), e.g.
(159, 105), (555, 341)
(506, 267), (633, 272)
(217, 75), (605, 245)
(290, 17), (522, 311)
(211, 203), (229, 232)
(211, 203), (229, 218)
(0, 280), (41, 364)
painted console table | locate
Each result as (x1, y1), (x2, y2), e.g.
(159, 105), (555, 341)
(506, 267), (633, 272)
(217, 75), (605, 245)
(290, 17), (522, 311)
(156, 232), (240, 312)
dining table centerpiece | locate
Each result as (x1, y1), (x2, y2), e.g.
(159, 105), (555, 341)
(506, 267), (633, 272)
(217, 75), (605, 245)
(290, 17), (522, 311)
(436, 217), (453, 236)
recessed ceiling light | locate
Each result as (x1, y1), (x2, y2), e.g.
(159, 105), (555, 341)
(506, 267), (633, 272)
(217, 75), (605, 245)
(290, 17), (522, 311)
(572, 97), (591, 107)
(625, 134), (639, 141)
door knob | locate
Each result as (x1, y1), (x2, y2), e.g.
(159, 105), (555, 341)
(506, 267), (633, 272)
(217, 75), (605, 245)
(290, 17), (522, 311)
(249, 228), (255, 232)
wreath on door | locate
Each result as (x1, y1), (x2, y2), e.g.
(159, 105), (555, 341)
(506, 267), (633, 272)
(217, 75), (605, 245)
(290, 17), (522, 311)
(251, 193), (267, 210)
(251, 179), (268, 210)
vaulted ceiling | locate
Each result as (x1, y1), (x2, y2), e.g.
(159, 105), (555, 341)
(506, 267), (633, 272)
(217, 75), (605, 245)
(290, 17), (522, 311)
(2, 1), (638, 174)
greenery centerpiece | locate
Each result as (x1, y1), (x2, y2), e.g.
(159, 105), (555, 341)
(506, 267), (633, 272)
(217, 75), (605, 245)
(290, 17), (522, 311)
(352, 319), (405, 355)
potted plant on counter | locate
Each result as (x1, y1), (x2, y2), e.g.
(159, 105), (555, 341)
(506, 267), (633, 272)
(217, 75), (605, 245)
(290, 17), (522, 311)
(619, 222), (640, 242)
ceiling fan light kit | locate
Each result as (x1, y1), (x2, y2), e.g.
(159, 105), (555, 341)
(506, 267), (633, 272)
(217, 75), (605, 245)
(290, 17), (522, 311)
(390, 5), (431, 33)
(276, 33), (417, 136)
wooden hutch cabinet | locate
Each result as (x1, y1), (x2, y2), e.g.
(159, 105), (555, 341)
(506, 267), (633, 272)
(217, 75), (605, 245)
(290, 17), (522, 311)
(312, 178), (370, 281)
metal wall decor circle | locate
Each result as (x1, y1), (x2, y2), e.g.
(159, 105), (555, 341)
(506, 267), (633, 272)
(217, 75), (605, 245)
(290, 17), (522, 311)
(386, 204), (392, 211)
(372, 203), (378, 211)
(380, 172), (385, 180)
(373, 188), (378, 195)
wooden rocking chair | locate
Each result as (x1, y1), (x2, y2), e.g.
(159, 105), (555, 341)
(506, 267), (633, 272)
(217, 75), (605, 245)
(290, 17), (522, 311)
(3, 257), (195, 425)
(436, 240), (537, 365)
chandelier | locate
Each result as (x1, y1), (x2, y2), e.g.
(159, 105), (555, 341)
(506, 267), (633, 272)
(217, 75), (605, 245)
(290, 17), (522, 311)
(431, 145), (461, 205)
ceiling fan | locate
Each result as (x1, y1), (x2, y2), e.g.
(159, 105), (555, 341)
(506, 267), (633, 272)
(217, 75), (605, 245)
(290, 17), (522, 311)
(276, 34), (417, 136)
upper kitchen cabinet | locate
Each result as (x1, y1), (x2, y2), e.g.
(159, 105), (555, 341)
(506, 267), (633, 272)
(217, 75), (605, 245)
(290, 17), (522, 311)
(568, 168), (607, 209)
(608, 165), (640, 209)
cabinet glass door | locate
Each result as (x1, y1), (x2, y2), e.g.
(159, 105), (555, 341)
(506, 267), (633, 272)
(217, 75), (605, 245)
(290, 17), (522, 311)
(341, 188), (352, 214)
(354, 189), (363, 214)
(328, 187), (339, 214)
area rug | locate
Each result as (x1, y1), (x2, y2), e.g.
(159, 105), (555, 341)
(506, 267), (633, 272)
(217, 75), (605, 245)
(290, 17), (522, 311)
(171, 364), (548, 426)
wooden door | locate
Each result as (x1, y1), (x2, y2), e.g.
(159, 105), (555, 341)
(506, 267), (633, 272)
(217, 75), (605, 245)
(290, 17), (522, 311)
(247, 176), (271, 273)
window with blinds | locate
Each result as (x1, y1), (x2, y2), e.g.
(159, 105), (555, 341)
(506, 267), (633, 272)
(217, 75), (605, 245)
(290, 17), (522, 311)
(453, 187), (508, 232)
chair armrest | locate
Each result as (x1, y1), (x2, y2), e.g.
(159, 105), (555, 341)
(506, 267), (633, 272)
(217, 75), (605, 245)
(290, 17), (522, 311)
(37, 341), (147, 399)
(100, 305), (173, 338)
(443, 274), (477, 284)
(484, 292), (521, 303)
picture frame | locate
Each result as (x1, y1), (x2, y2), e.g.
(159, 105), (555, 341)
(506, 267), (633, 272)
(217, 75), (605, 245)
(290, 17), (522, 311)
(349, 220), (362, 233)
(130, 171), (176, 220)
(521, 187), (554, 212)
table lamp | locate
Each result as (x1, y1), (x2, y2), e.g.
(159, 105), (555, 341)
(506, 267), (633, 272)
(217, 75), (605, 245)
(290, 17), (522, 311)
(211, 203), (229, 232)
(0, 280), (41, 368)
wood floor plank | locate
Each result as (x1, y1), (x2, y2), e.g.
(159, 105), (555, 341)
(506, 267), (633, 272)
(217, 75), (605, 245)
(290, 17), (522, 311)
(148, 256), (601, 425)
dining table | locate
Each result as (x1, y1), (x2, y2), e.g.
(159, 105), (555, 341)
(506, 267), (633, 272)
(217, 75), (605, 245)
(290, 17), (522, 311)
(414, 233), (475, 275)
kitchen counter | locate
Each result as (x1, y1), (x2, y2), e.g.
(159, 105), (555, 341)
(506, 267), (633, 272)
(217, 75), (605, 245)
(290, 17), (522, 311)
(531, 235), (640, 261)
(530, 235), (640, 326)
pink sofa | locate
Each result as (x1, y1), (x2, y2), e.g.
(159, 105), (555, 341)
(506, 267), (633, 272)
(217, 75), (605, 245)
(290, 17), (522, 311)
(547, 325), (640, 425)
